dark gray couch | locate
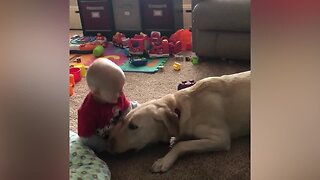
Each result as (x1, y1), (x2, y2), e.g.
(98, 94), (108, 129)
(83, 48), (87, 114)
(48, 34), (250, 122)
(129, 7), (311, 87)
(192, 0), (250, 61)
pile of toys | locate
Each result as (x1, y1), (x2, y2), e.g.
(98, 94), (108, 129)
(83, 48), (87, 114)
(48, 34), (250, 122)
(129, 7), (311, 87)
(111, 31), (183, 67)
(69, 29), (198, 71)
(69, 33), (107, 54)
(112, 31), (182, 59)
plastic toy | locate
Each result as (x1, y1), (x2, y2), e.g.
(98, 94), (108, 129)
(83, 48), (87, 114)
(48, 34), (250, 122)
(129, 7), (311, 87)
(191, 56), (199, 65)
(93, 45), (104, 57)
(75, 57), (82, 63)
(127, 31), (181, 58)
(128, 34), (151, 56)
(69, 67), (81, 82)
(158, 65), (164, 71)
(95, 33), (106, 44)
(69, 83), (73, 96)
(169, 41), (182, 54)
(129, 56), (148, 66)
(174, 54), (184, 61)
(69, 33), (107, 54)
(150, 31), (181, 56)
(149, 39), (170, 58)
(73, 63), (86, 77)
(69, 74), (75, 87)
(173, 62), (181, 71)
(177, 80), (196, 90)
(112, 32), (129, 48)
(151, 31), (161, 45)
(169, 29), (192, 51)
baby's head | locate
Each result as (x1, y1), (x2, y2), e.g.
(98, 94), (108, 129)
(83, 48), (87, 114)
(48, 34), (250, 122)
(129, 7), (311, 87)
(86, 58), (125, 104)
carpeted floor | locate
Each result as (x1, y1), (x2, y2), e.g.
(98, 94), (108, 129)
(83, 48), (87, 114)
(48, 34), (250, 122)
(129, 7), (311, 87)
(69, 55), (250, 179)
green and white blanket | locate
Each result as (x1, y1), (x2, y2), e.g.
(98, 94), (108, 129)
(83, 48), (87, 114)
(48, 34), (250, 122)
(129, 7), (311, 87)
(69, 131), (111, 180)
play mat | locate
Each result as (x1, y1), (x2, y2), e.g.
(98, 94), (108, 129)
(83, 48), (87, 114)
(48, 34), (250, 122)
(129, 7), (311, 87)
(69, 131), (111, 180)
(70, 43), (168, 73)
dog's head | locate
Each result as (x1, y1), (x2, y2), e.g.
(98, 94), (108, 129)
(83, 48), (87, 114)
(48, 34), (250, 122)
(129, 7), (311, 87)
(108, 99), (179, 154)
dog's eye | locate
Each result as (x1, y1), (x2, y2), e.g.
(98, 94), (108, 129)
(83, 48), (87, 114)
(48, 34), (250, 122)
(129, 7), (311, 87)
(128, 123), (138, 130)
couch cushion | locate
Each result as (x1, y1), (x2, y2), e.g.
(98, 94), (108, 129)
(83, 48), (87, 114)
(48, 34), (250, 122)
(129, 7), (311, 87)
(193, 0), (250, 32)
(193, 30), (250, 60)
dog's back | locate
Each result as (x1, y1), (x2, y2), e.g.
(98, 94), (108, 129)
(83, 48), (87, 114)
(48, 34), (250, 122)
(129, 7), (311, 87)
(177, 71), (251, 138)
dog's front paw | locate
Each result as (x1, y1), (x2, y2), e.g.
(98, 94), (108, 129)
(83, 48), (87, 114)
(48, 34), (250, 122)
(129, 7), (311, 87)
(151, 158), (173, 173)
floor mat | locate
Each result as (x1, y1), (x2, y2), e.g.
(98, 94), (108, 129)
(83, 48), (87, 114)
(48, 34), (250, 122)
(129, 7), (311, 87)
(70, 43), (168, 73)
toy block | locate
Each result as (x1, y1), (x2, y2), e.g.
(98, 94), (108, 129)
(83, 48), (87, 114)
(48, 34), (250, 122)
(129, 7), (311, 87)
(173, 62), (181, 71)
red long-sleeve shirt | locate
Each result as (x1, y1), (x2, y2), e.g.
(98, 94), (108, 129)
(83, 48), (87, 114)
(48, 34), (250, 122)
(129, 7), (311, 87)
(77, 92), (130, 137)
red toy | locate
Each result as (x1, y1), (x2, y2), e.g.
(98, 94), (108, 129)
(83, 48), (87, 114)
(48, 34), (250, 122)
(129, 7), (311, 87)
(128, 33), (151, 56)
(95, 33), (107, 44)
(170, 29), (192, 51)
(169, 40), (182, 54)
(151, 31), (161, 45)
(69, 67), (82, 83)
(112, 32), (129, 48)
(149, 39), (170, 58)
(128, 31), (182, 58)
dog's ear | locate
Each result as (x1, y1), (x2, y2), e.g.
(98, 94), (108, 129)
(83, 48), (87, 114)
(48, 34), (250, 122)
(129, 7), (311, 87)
(155, 107), (179, 136)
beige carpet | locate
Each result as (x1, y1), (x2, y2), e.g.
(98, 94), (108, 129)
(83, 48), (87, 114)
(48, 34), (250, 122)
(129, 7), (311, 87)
(69, 57), (250, 179)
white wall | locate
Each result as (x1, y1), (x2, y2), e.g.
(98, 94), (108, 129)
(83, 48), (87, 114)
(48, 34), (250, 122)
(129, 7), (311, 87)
(183, 0), (192, 28)
(69, 0), (82, 29)
(70, 0), (77, 6)
(183, 0), (191, 5)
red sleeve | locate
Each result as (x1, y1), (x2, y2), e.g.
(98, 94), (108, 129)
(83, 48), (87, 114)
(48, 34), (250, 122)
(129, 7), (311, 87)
(118, 93), (130, 112)
(77, 108), (96, 137)
(77, 94), (96, 137)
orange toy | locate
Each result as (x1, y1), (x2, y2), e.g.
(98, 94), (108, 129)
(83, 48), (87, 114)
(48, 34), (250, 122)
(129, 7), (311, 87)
(69, 83), (74, 96)
(169, 29), (192, 51)
(69, 74), (75, 87)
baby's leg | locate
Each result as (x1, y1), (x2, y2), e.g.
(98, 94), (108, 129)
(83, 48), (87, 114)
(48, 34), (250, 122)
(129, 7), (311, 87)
(80, 135), (108, 154)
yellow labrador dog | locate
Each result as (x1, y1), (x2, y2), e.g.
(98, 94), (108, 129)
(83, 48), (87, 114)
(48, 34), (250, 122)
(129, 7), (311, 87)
(108, 71), (250, 173)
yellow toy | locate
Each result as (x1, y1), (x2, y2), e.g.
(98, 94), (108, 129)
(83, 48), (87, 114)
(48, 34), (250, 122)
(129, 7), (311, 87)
(73, 57), (87, 77)
(173, 62), (181, 71)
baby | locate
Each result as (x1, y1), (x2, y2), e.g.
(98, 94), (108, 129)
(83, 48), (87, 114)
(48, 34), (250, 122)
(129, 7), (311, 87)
(77, 58), (138, 153)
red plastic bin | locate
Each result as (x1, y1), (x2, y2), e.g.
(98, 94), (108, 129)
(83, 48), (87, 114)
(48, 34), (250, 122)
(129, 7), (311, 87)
(69, 67), (81, 83)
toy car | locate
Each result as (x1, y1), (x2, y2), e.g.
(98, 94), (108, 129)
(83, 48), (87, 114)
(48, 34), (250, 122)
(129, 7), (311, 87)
(149, 39), (170, 58)
(129, 56), (148, 66)
(128, 33), (151, 56)
(112, 32), (129, 48)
